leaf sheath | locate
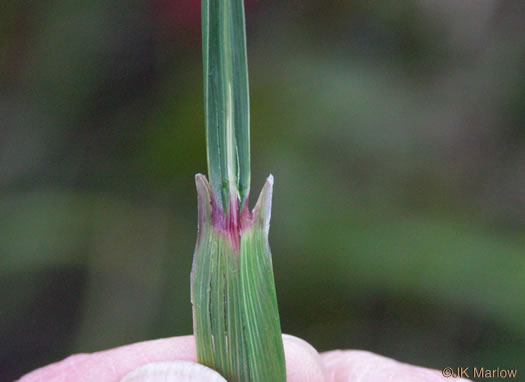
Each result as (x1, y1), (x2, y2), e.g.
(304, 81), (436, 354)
(191, 175), (286, 382)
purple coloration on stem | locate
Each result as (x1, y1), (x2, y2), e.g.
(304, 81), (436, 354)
(210, 189), (253, 252)
(196, 174), (273, 253)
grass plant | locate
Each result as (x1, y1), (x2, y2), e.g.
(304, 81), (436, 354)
(190, 0), (287, 381)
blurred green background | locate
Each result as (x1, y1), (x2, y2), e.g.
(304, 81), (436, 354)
(1, 0), (524, 380)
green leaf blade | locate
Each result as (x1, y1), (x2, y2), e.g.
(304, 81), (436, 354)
(228, 0), (250, 208)
(202, 0), (250, 212)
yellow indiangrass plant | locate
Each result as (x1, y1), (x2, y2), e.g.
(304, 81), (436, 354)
(190, 0), (287, 381)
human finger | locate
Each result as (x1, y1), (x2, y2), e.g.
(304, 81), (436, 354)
(18, 334), (327, 382)
(321, 350), (471, 382)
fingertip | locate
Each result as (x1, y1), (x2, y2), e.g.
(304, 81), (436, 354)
(283, 334), (327, 382)
(18, 336), (197, 382)
(20, 335), (330, 382)
(321, 350), (472, 382)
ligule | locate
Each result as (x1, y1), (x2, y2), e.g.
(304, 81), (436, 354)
(191, 175), (286, 382)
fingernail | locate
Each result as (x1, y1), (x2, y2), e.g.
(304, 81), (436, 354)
(120, 361), (227, 382)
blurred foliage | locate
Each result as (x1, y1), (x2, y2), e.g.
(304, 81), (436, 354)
(1, 0), (524, 380)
